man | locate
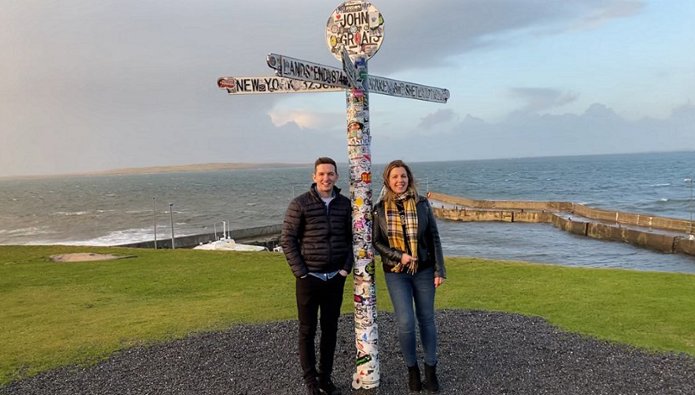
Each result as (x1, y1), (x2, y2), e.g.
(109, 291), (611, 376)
(281, 157), (353, 395)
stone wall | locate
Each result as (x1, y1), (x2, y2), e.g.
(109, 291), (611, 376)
(429, 191), (695, 257)
(429, 191), (693, 233)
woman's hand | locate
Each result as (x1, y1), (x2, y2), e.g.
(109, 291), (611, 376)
(400, 253), (415, 266)
(434, 276), (445, 288)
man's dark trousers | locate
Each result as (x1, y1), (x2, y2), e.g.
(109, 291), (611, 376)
(296, 274), (347, 384)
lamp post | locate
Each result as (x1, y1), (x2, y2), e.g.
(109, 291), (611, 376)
(686, 178), (694, 238)
(153, 197), (157, 249)
(169, 203), (175, 249)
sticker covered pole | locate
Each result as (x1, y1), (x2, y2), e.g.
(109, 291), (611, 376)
(326, 1), (384, 389)
(219, 1), (448, 390)
(346, 56), (380, 389)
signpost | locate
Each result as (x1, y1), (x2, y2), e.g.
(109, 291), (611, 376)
(217, 76), (343, 94)
(266, 53), (349, 88)
(341, 46), (361, 89)
(367, 75), (450, 103)
(218, 1), (449, 390)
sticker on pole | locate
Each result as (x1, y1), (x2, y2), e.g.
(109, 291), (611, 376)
(326, 1), (384, 61)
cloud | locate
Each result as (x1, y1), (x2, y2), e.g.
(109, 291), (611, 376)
(573, 0), (645, 30)
(371, 102), (695, 163)
(508, 87), (579, 113)
(269, 110), (321, 129)
(0, 0), (689, 177)
(418, 109), (458, 130)
(371, 0), (646, 73)
(670, 102), (695, 121)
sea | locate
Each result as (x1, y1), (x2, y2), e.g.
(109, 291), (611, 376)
(1, 151), (694, 274)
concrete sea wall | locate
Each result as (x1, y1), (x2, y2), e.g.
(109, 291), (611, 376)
(429, 191), (695, 257)
(116, 192), (695, 258)
(118, 224), (283, 250)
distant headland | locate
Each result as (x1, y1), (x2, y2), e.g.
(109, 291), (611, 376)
(89, 162), (307, 176)
(0, 162), (308, 180)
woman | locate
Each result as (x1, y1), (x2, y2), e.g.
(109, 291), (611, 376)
(372, 160), (446, 393)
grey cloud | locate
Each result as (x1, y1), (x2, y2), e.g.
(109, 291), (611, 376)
(0, 0), (678, 177)
(372, 102), (695, 162)
(369, 0), (642, 73)
(574, 0), (644, 30)
(670, 102), (695, 121)
(508, 87), (579, 113)
(418, 109), (458, 129)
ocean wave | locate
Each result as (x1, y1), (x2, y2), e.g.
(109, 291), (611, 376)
(35, 228), (160, 247)
(52, 211), (90, 216)
(0, 226), (56, 236)
(125, 210), (152, 214)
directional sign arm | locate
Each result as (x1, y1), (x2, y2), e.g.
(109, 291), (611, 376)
(264, 53), (450, 103)
(267, 53), (349, 88)
(217, 76), (343, 95)
(366, 75), (450, 103)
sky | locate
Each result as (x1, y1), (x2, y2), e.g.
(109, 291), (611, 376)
(1, 0), (694, 177)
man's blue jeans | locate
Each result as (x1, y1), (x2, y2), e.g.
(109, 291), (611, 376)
(384, 266), (437, 367)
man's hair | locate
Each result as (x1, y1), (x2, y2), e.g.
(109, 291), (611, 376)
(314, 157), (338, 175)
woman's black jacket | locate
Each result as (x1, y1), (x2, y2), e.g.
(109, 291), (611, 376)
(372, 195), (446, 278)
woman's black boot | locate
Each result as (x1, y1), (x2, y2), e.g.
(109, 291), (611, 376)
(424, 363), (440, 393)
(408, 365), (422, 392)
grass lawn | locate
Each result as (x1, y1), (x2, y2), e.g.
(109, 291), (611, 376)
(1, 245), (694, 385)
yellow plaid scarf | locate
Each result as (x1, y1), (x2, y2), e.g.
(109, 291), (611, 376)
(386, 192), (418, 274)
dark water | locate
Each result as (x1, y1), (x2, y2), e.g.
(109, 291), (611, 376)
(1, 151), (694, 273)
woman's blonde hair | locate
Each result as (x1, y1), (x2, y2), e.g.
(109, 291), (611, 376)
(382, 160), (418, 201)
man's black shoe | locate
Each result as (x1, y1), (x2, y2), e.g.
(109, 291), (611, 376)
(318, 376), (341, 395)
(306, 379), (322, 395)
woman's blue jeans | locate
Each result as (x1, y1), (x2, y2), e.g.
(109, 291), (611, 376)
(384, 266), (437, 367)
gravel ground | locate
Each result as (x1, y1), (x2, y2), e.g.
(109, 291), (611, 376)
(2, 310), (694, 394)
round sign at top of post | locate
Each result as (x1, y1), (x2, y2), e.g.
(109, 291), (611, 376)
(326, 1), (384, 61)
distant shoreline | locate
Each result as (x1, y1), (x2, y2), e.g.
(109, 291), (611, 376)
(2, 150), (692, 181)
(0, 162), (308, 181)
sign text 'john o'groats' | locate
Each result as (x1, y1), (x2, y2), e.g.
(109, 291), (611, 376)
(326, 1), (384, 60)
(217, 1), (449, 390)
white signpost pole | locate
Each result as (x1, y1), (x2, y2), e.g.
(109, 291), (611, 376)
(346, 54), (379, 390)
(218, 1), (448, 391)
(326, 1), (383, 389)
